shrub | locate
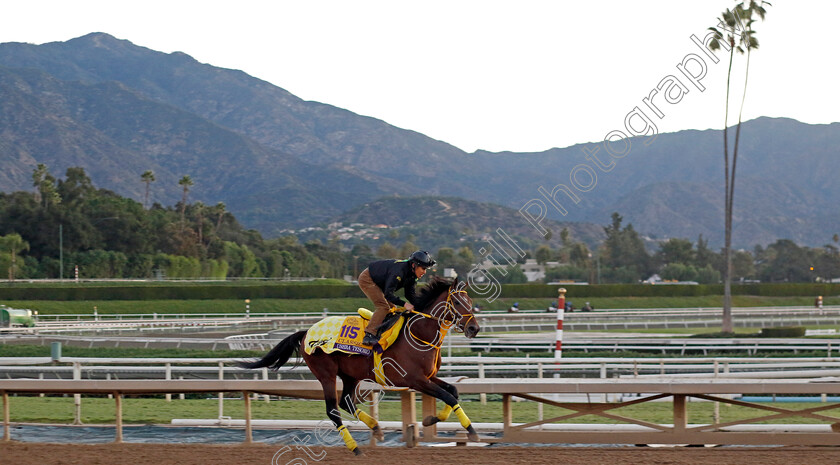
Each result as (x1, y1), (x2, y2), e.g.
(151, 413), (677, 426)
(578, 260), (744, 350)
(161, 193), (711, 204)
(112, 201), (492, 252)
(759, 326), (806, 338)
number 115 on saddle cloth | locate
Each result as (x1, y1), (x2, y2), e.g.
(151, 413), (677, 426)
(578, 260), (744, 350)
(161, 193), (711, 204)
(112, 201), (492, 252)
(303, 307), (406, 357)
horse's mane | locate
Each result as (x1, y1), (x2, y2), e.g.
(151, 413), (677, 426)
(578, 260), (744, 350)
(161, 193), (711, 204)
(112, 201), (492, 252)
(414, 276), (454, 311)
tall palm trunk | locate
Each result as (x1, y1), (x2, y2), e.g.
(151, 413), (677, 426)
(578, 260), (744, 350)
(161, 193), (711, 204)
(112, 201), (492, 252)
(180, 190), (188, 233)
(722, 39), (736, 333)
(724, 42), (755, 332)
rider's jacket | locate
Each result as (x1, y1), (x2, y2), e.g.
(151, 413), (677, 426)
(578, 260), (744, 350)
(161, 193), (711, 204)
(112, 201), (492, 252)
(367, 259), (418, 307)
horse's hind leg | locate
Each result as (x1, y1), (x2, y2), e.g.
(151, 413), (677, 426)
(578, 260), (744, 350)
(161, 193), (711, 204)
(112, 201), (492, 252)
(306, 353), (362, 455)
(338, 374), (384, 441)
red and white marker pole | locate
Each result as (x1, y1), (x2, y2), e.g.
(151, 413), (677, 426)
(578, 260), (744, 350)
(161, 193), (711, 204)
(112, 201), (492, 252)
(554, 288), (566, 361)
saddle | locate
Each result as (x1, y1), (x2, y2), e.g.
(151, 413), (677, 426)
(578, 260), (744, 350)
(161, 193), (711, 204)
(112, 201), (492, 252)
(303, 307), (407, 357)
(361, 307), (404, 337)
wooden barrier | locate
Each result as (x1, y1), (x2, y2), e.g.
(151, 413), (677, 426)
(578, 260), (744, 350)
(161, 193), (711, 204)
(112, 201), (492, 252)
(0, 379), (329, 443)
(3, 378), (840, 446)
(416, 378), (840, 446)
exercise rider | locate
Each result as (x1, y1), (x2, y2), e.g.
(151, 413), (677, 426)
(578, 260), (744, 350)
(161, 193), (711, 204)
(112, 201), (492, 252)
(359, 250), (435, 346)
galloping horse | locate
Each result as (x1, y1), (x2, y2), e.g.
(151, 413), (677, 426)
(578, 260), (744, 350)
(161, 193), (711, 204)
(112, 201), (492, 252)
(240, 276), (480, 455)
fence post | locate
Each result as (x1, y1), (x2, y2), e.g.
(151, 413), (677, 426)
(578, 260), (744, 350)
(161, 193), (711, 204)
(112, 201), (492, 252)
(218, 362), (224, 419)
(243, 391), (252, 444)
(600, 363), (608, 402)
(478, 352), (486, 405)
(554, 288), (566, 361)
(114, 392), (123, 443)
(369, 390), (379, 448)
(2, 391), (9, 441)
(421, 394), (437, 440)
(165, 363), (172, 402)
(400, 391), (418, 447)
(537, 363), (544, 423)
(73, 362), (82, 425)
(673, 394), (687, 433)
(262, 368), (270, 403)
(502, 394), (513, 435)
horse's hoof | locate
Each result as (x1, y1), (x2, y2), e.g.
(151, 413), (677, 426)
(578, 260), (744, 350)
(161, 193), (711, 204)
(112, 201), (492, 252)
(467, 425), (480, 442)
(352, 447), (363, 456)
(372, 426), (385, 441)
(422, 416), (440, 427)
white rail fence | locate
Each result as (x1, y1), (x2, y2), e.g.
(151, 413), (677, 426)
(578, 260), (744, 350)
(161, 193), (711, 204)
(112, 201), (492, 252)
(4, 332), (840, 355)
(5, 356), (840, 382)
(4, 306), (837, 337)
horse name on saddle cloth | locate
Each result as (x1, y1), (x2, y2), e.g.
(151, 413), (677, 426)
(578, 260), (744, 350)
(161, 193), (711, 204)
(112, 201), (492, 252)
(303, 309), (404, 357)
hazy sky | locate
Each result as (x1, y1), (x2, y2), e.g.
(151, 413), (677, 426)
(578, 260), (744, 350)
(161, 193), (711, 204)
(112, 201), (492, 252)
(1, 1), (836, 153)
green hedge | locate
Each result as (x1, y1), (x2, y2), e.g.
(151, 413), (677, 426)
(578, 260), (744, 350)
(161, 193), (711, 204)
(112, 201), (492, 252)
(498, 283), (840, 299)
(0, 284), (365, 301)
(1, 281), (837, 301)
(759, 326), (806, 338)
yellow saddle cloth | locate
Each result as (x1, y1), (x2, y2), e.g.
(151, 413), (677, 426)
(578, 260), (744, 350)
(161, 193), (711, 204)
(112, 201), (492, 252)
(303, 308), (405, 356)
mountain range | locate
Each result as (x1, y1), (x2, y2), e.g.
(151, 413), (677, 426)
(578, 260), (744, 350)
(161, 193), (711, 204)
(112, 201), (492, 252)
(0, 33), (838, 249)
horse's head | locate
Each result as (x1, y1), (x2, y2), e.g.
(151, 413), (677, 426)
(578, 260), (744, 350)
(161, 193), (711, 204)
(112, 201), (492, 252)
(416, 276), (481, 339)
(442, 278), (480, 338)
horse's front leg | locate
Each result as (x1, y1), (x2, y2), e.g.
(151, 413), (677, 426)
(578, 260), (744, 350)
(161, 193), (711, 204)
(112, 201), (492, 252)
(421, 376), (459, 426)
(413, 377), (478, 441)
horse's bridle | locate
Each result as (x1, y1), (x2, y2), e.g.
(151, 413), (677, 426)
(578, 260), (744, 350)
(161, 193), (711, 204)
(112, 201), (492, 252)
(404, 288), (475, 349)
(406, 288), (474, 330)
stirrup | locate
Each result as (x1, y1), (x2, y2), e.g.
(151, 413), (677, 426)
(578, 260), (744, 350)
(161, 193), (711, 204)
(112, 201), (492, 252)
(363, 333), (378, 346)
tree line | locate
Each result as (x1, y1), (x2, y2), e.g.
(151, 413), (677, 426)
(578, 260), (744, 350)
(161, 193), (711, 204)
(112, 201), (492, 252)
(525, 213), (840, 285)
(369, 212), (840, 285)
(0, 165), (354, 280)
(2, 166), (838, 283)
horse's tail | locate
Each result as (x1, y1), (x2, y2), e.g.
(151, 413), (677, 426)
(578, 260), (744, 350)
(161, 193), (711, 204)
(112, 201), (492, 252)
(238, 330), (307, 370)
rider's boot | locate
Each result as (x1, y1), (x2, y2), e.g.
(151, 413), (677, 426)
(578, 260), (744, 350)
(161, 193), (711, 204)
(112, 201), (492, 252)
(362, 332), (378, 346)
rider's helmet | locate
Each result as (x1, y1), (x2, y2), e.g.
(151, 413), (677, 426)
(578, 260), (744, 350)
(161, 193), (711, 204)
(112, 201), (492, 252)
(409, 250), (436, 268)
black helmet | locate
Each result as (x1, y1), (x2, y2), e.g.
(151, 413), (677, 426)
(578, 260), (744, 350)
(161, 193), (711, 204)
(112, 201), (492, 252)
(409, 250), (435, 268)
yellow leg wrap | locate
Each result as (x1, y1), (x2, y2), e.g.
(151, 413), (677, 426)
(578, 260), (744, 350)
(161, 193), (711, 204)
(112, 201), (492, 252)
(354, 409), (379, 430)
(453, 404), (472, 429)
(337, 425), (358, 451)
(437, 404), (453, 421)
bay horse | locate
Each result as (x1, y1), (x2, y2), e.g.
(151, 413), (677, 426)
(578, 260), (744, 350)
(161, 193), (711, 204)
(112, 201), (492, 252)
(240, 276), (480, 455)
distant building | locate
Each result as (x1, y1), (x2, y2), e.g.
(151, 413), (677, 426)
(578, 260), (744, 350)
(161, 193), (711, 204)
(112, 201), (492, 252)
(521, 259), (546, 282)
(477, 259), (560, 282)
(644, 274), (662, 284)
(644, 274), (698, 285)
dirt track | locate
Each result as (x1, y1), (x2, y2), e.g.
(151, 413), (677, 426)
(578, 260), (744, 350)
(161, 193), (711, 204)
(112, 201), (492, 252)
(3, 443), (840, 465)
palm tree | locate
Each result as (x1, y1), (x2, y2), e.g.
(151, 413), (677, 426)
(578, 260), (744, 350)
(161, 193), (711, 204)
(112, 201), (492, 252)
(0, 233), (29, 281)
(215, 202), (226, 232)
(178, 175), (194, 232)
(194, 202), (206, 248)
(708, 1), (770, 332)
(141, 170), (156, 209)
(31, 163), (60, 210)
